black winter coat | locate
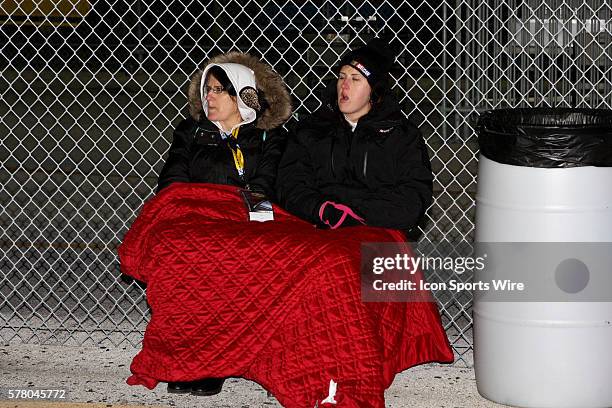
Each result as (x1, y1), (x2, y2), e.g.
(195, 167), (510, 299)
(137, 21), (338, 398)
(276, 95), (433, 238)
(157, 117), (286, 199)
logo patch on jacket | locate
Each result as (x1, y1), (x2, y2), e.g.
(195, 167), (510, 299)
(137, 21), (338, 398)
(195, 129), (221, 146)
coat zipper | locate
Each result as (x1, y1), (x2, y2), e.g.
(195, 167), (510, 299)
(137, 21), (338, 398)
(330, 133), (336, 176)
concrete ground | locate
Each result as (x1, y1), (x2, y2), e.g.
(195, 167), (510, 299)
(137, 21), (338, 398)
(0, 344), (508, 408)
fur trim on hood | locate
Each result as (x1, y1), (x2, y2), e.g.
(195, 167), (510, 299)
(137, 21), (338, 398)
(188, 52), (292, 130)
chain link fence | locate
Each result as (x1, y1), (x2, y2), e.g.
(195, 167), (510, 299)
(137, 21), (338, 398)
(1, 0), (611, 366)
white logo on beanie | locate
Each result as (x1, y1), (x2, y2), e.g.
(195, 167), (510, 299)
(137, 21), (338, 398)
(352, 61), (371, 77)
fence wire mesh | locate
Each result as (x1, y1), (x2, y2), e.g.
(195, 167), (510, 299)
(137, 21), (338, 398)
(1, 0), (611, 366)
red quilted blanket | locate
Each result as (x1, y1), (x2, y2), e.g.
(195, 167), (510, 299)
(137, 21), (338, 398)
(119, 183), (453, 407)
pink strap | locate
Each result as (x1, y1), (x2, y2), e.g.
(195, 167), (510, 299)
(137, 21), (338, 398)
(319, 201), (334, 222)
(333, 203), (365, 223)
(319, 201), (366, 230)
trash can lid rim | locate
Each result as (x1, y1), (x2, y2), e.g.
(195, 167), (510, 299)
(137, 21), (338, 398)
(479, 108), (612, 128)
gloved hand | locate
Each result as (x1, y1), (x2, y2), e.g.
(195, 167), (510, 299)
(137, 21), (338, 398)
(318, 201), (366, 229)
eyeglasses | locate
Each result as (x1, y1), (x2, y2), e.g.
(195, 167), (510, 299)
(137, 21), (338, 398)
(204, 85), (225, 94)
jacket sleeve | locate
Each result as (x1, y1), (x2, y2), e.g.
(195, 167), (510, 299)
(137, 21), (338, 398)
(275, 126), (326, 224)
(324, 123), (433, 231)
(156, 118), (195, 192)
(248, 128), (287, 201)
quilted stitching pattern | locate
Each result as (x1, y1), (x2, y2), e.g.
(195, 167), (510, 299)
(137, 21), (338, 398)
(119, 183), (453, 407)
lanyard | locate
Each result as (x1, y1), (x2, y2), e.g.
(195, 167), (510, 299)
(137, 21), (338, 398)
(228, 127), (244, 179)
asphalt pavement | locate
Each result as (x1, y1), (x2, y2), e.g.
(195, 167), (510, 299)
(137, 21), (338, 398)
(0, 344), (508, 408)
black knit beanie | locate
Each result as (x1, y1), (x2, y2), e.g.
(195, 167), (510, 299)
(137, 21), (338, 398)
(337, 37), (395, 86)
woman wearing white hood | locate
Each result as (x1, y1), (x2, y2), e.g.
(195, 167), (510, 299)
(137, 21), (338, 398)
(155, 53), (290, 396)
(157, 52), (292, 200)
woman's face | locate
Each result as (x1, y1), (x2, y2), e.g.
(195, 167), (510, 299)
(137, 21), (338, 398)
(205, 74), (242, 130)
(337, 65), (372, 122)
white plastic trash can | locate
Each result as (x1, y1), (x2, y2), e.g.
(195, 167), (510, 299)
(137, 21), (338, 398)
(474, 108), (612, 408)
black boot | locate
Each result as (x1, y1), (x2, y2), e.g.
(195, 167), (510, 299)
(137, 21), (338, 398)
(167, 381), (193, 394)
(190, 377), (226, 396)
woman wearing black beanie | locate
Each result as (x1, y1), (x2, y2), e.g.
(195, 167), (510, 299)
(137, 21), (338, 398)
(276, 37), (433, 239)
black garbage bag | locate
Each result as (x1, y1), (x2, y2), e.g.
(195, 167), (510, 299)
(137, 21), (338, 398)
(476, 108), (612, 168)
